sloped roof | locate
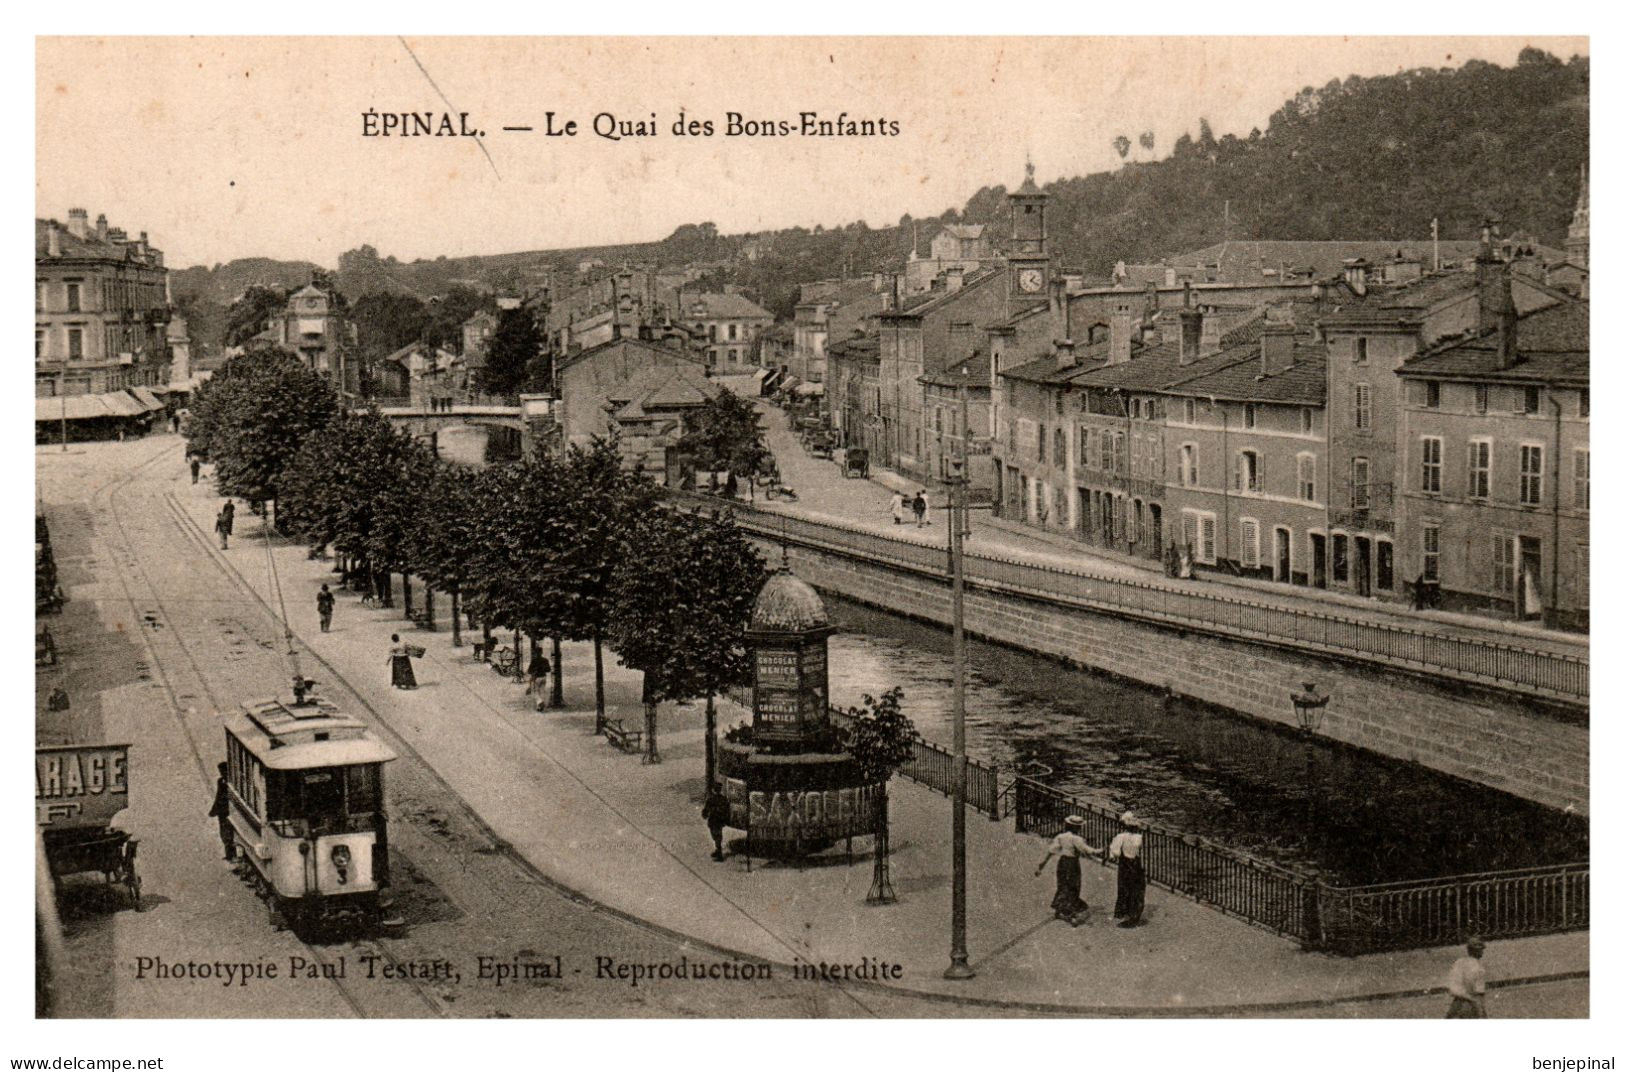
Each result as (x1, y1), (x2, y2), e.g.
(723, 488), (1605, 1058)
(881, 266), (1004, 318)
(1171, 240), (1490, 285)
(920, 350), (994, 387)
(1160, 338), (1327, 405)
(1398, 301), (1589, 385)
(606, 363), (721, 419)
(939, 223), (986, 240)
(35, 218), (162, 264)
(681, 291), (774, 321)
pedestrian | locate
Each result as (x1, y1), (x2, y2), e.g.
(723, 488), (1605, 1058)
(527, 645), (552, 710)
(1413, 572), (1429, 611)
(388, 633), (418, 689)
(701, 786), (731, 861)
(170, 414), (180, 435)
(316, 584), (335, 633)
(725, 470), (739, 499)
(1445, 937), (1489, 1018)
(1110, 811), (1147, 927)
(890, 491), (905, 525)
(221, 500), (236, 538)
(209, 762), (235, 861)
(912, 491), (927, 526)
(189, 456), (201, 484)
(1035, 815), (1099, 926)
(214, 508), (231, 550)
(918, 490), (931, 525)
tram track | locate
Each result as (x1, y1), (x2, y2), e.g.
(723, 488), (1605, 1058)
(94, 447), (444, 1019)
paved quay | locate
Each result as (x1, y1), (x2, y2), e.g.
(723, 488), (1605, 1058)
(752, 403), (1587, 659)
(169, 457), (1587, 1017)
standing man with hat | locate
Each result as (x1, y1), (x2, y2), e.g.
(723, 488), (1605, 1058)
(1035, 815), (1100, 926)
(1110, 811), (1148, 928)
(1445, 937), (1489, 1017)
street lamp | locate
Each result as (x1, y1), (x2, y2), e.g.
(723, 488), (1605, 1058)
(1291, 682), (1330, 736)
(1290, 682), (1330, 947)
(943, 378), (974, 981)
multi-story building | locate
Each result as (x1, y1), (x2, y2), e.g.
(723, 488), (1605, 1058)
(827, 331), (881, 452)
(273, 280), (357, 394)
(1394, 296), (1588, 629)
(680, 291), (774, 371)
(902, 223), (993, 297)
(554, 332), (708, 450)
(791, 278), (886, 386)
(36, 209), (170, 397)
(919, 351), (993, 494)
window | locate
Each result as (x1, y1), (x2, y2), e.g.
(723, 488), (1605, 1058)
(1301, 407), (1313, 434)
(1580, 390), (1589, 418)
(1425, 381), (1441, 408)
(1055, 393), (1065, 417)
(66, 283), (80, 313)
(1354, 383), (1372, 430)
(1523, 386), (1541, 415)
(1037, 425), (1047, 463)
(1519, 444), (1543, 506)
(1181, 510), (1197, 553)
(1332, 534), (1349, 583)
(1240, 519), (1261, 569)
(1468, 440), (1491, 500)
(728, 323), (738, 341)
(1420, 436), (1442, 494)
(1351, 457), (1370, 509)
(1235, 450), (1262, 492)
(1179, 443), (1198, 487)
(1297, 453), (1316, 501)
(67, 328), (83, 360)
(1144, 399), (1157, 420)
(1354, 337), (1369, 364)
(1100, 431), (1116, 473)
(1184, 399), (1196, 424)
(1575, 544), (1589, 596)
(1474, 384), (1489, 414)
(35, 330), (44, 361)
(1492, 533), (1516, 594)
(1131, 398), (1142, 419)
(1421, 524), (1440, 582)
(1243, 403), (1257, 429)
(1200, 514), (1217, 564)
(1054, 427), (1065, 465)
(36, 282), (44, 313)
(1113, 431), (1126, 473)
(1077, 428), (1090, 467)
(1376, 541), (1394, 591)
(1574, 449), (1589, 510)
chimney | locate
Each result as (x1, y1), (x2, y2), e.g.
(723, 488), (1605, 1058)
(880, 285), (895, 312)
(1178, 307), (1203, 366)
(1055, 338), (1077, 370)
(1342, 258), (1368, 297)
(1260, 322), (1296, 376)
(1199, 305), (1224, 356)
(1493, 268), (1519, 370)
(1108, 299), (1133, 366)
(67, 208), (88, 239)
(95, 214), (108, 240)
(45, 222), (60, 258)
(1182, 280), (1193, 308)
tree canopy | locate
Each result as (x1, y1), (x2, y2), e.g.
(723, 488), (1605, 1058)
(185, 349), (339, 503)
(677, 389), (770, 477)
(478, 308), (544, 397)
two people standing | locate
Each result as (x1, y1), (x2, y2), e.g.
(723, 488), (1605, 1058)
(1034, 810), (1148, 929)
(889, 490), (931, 526)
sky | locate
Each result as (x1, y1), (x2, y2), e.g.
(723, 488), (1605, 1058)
(36, 36), (1588, 270)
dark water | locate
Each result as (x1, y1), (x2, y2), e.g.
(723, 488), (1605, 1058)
(823, 597), (1588, 886)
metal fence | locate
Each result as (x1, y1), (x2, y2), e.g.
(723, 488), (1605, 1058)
(1011, 776), (1589, 954)
(828, 707), (1000, 818)
(673, 492), (1587, 705)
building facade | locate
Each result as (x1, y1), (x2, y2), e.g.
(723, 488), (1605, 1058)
(274, 281), (357, 394)
(36, 210), (170, 397)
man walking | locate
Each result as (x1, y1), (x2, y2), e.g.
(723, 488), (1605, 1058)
(189, 455), (201, 484)
(890, 491), (905, 525)
(209, 762), (235, 861)
(912, 491), (927, 527)
(214, 508), (231, 550)
(1445, 937), (1489, 1018)
(527, 644), (552, 711)
(701, 786), (731, 861)
(316, 584), (335, 633)
(221, 500), (235, 537)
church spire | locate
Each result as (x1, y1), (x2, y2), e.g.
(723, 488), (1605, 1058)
(1565, 165), (1589, 269)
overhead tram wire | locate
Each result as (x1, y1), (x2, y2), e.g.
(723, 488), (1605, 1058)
(257, 506), (304, 687)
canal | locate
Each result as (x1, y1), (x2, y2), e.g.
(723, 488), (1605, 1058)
(820, 596), (1588, 886)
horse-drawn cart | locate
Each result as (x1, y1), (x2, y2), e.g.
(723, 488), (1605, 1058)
(36, 744), (141, 909)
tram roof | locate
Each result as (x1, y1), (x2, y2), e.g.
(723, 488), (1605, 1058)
(226, 697), (397, 770)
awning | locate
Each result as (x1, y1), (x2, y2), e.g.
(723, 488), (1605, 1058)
(128, 387), (166, 412)
(103, 392), (147, 417)
(34, 391), (148, 422)
(779, 375), (801, 393)
(793, 382), (825, 397)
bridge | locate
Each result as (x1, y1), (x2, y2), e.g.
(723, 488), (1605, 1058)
(371, 400), (552, 464)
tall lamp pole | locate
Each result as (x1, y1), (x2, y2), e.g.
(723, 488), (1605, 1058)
(1291, 682), (1330, 947)
(944, 376), (974, 980)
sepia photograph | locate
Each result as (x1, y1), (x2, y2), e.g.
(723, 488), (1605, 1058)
(25, 24), (1599, 1060)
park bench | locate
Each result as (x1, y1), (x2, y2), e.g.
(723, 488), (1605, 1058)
(603, 719), (643, 754)
(490, 645), (520, 677)
(409, 607), (435, 631)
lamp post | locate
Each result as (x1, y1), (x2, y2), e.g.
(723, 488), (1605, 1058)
(1291, 682), (1330, 947)
(943, 379), (974, 981)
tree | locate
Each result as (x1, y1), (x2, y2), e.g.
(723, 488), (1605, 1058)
(842, 687), (918, 905)
(605, 509), (765, 765)
(405, 461), (484, 647)
(351, 291), (430, 360)
(1138, 130), (1156, 155)
(676, 389), (770, 488)
(185, 349), (339, 511)
(424, 285), (493, 352)
(479, 308), (543, 398)
(223, 285), (287, 348)
(1113, 134), (1131, 159)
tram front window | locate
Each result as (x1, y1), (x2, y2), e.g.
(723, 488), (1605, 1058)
(301, 770), (345, 831)
(346, 765), (380, 814)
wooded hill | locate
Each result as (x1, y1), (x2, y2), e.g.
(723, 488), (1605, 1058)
(172, 49), (1587, 329)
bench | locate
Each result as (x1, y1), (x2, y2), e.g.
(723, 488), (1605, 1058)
(603, 719), (644, 754)
(409, 608), (435, 631)
(490, 645), (519, 677)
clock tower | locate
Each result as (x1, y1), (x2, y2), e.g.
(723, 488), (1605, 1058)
(1008, 161), (1050, 306)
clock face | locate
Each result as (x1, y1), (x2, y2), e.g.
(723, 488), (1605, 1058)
(1018, 268), (1044, 293)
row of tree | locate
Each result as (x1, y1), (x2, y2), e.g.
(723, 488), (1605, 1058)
(187, 349), (764, 774)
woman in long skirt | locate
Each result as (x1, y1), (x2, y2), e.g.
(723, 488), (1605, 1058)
(388, 633), (418, 689)
(1110, 811), (1147, 927)
(1035, 816), (1099, 926)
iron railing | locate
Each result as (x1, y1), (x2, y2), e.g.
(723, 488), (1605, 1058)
(1011, 775), (1588, 954)
(670, 492), (1587, 705)
(828, 707), (1000, 818)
